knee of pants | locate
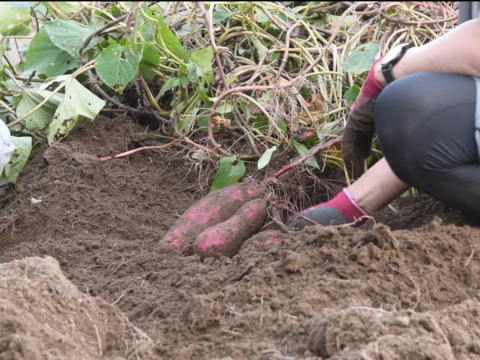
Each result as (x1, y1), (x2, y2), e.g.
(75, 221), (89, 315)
(374, 75), (425, 181)
(374, 72), (478, 186)
(374, 74), (428, 152)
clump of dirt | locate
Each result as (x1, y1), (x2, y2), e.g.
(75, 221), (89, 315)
(0, 256), (153, 359)
(309, 299), (480, 359)
(0, 115), (480, 360)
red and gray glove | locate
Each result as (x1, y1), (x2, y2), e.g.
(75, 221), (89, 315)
(286, 189), (368, 230)
(342, 57), (385, 179)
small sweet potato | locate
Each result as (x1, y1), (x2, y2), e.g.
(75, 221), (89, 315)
(240, 230), (285, 252)
(159, 182), (265, 255)
(193, 198), (268, 259)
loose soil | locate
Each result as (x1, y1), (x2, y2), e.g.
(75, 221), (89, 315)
(1, 115), (480, 360)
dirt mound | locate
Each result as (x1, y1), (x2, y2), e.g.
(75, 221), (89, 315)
(309, 299), (480, 359)
(0, 256), (153, 359)
(0, 115), (480, 359)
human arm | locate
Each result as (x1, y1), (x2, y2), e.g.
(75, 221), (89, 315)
(290, 17), (480, 229)
(374, 17), (480, 85)
(343, 16), (480, 180)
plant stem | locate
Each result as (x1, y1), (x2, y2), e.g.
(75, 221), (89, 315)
(274, 137), (342, 178)
(0, 100), (16, 116)
(101, 138), (183, 161)
(197, 2), (229, 91)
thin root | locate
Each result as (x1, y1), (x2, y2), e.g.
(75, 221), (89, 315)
(388, 263), (421, 310)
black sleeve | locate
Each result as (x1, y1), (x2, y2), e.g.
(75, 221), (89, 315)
(459, 2), (480, 25)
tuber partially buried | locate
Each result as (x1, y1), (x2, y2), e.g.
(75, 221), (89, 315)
(193, 198), (268, 259)
(158, 182), (265, 255)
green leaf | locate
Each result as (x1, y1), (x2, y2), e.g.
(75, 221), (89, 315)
(18, 44), (29, 54)
(178, 75), (188, 87)
(16, 89), (64, 130)
(258, 146), (277, 169)
(141, 22), (154, 41)
(250, 36), (268, 57)
(90, 11), (106, 29)
(292, 140), (320, 169)
(44, 20), (97, 59)
(25, 28), (76, 77)
(342, 43), (380, 74)
(33, 3), (48, 18)
(313, 19), (327, 28)
(278, 7), (301, 23)
(0, 3), (32, 36)
(157, 16), (188, 62)
(344, 85), (360, 107)
(216, 101), (233, 114)
(300, 87), (312, 100)
(210, 157), (246, 192)
(4, 136), (32, 184)
(213, 6), (234, 24)
(178, 100), (201, 134)
(48, 77), (105, 144)
(197, 103), (216, 133)
(226, 73), (238, 85)
(252, 115), (268, 132)
(255, 9), (269, 23)
(173, 45), (188, 62)
(328, 14), (358, 30)
(198, 86), (211, 103)
(141, 41), (160, 67)
(95, 41), (141, 93)
(7, 2), (36, 10)
(197, 116), (210, 132)
(190, 46), (214, 84)
(185, 62), (201, 83)
(160, 77), (180, 96)
(317, 119), (342, 140)
(46, 2), (83, 14)
(0, 37), (5, 73)
(271, 52), (280, 63)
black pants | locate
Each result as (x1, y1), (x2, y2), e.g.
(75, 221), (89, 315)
(375, 72), (480, 218)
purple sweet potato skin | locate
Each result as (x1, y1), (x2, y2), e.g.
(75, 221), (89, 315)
(193, 198), (268, 259)
(159, 182), (265, 255)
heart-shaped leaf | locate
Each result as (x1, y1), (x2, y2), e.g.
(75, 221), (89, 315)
(25, 28), (76, 77)
(48, 77), (105, 144)
(17, 89), (64, 130)
(95, 41), (141, 93)
(343, 43), (379, 74)
(211, 157), (246, 192)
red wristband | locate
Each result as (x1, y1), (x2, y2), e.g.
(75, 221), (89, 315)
(350, 56), (385, 113)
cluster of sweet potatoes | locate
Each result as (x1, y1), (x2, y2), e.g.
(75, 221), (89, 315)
(158, 182), (285, 259)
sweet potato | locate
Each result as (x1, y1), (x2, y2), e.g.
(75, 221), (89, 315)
(159, 182), (265, 255)
(193, 198), (268, 259)
(240, 230), (285, 252)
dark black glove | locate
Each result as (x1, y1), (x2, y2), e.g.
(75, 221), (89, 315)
(342, 57), (385, 179)
(342, 98), (376, 179)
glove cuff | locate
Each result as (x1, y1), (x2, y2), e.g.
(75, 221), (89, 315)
(350, 56), (385, 113)
(342, 189), (369, 226)
(363, 56), (385, 96)
(299, 189), (369, 227)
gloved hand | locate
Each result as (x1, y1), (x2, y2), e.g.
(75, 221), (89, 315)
(342, 57), (385, 179)
(0, 121), (15, 173)
(286, 189), (369, 230)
